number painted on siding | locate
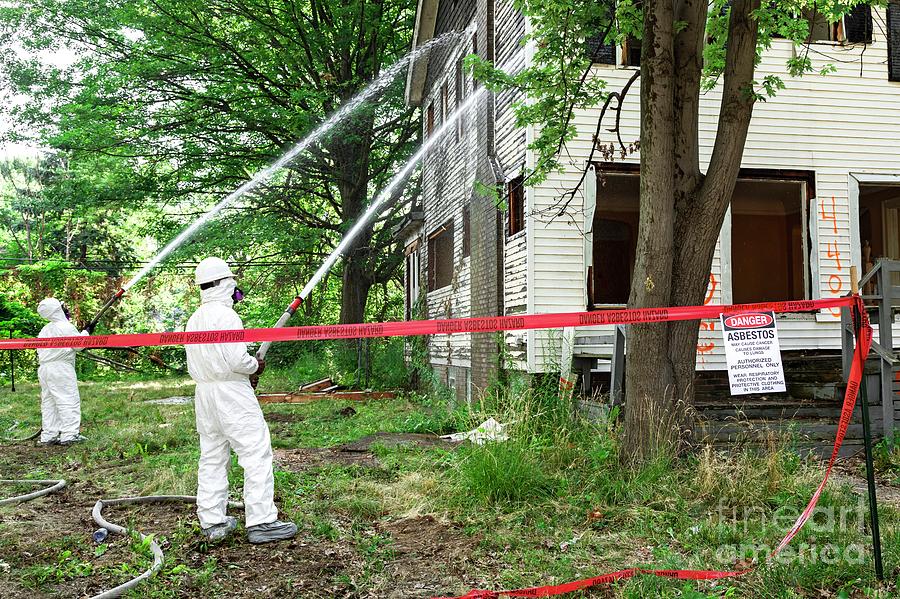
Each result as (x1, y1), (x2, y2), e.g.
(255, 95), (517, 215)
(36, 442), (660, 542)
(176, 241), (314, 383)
(697, 274), (718, 359)
(820, 196), (839, 234)
(826, 241), (843, 271)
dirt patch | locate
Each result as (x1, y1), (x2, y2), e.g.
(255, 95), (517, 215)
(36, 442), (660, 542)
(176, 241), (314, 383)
(264, 412), (305, 424)
(372, 515), (480, 598)
(186, 536), (357, 598)
(275, 447), (381, 472)
(340, 433), (461, 453)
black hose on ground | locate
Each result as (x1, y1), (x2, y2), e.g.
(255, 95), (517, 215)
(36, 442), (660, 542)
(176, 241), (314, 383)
(90, 495), (243, 599)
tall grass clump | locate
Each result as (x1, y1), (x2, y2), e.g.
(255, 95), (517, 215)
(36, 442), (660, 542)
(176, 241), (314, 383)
(452, 372), (618, 506)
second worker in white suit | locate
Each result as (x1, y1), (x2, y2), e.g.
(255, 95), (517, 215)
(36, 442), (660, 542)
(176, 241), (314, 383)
(185, 257), (297, 544)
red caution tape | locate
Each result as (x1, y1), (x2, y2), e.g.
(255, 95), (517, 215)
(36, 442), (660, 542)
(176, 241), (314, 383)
(0, 297), (852, 351)
(433, 296), (873, 599)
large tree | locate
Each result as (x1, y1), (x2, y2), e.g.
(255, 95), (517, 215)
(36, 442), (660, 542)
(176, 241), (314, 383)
(476, 0), (882, 463)
(0, 0), (419, 324)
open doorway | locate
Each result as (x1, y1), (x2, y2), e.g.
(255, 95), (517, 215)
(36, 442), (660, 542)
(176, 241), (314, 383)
(591, 171), (639, 305)
(859, 183), (900, 288)
(730, 176), (811, 304)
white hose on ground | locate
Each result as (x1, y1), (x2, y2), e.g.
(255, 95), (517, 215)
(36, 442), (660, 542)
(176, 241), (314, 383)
(90, 495), (244, 599)
(0, 479), (67, 506)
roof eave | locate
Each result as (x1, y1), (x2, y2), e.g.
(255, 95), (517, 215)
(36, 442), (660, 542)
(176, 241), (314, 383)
(405, 0), (440, 106)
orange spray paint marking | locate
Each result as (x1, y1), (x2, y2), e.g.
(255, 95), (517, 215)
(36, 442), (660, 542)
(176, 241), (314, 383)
(703, 274), (718, 306)
(826, 242), (843, 271)
(821, 196), (839, 234)
(697, 274), (718, 355)
(829, 274), (843, 295)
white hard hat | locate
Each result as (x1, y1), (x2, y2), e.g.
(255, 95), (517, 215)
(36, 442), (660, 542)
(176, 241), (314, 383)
(195, 257), (236, 285)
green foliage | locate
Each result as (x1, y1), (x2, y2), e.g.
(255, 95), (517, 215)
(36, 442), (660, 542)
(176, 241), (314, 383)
(0, 0), (420, 327)
(875, 433), (900, 483)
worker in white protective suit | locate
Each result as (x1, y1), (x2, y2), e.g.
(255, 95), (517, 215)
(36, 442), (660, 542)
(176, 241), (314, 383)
(185, 257), (297, 544)
(36, 298), (89, 446)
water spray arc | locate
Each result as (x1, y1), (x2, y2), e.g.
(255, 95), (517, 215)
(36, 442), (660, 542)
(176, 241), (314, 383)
(256, 85), (488, 360)
(84, 32), (463, 331)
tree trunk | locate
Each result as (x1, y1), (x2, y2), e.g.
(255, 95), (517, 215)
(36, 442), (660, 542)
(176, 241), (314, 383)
(331, 108), (376, 325)
(623, 0), (680, 463)
(340, 253), (373, 324)
(623, 0), (760, 465)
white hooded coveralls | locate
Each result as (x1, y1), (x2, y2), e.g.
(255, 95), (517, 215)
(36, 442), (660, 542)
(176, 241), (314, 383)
(36, 298), (87, 443)
(185, 278), (279, 529)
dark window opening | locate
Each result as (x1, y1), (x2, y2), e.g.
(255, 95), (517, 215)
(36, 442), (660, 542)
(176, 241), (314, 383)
(586, 31), (616, 65)
(622, 35), (641, 67)
(803, 7), (834, 42)
(731, 178), (810, 304)
(426, 102), (434, 137)
(441, 81), (448, 123)
(889, 2), (900, 82)
(427, 221), (454, 291)
(455, 58), (465, 140)
(591, 172), (639, 305)
(844, 5), (873, 43)
(471, 32), (479, 90)
(507, 176), (525, 236)
(462, 205), (471, 258)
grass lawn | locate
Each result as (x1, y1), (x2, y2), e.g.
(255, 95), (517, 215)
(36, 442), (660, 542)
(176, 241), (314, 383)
(1, 371), (898, 598)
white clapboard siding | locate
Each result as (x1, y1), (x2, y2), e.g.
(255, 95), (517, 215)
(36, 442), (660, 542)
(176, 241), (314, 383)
(528, 10), (900, 372)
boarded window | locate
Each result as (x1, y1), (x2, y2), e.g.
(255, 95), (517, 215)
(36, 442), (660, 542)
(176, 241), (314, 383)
(731, 177), (811, 304)
(586, 31), (616, 65)
(462, 205), (471, 258)
(889, 2), (900, 82)
(426, 102), (434, 137)
(427, 222), (454, 291)
(507, 176), (525, 236)
(844, 5), (873, 43)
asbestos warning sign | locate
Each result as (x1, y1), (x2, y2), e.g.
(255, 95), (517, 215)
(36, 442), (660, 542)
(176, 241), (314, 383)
(720, 311), (786, 395)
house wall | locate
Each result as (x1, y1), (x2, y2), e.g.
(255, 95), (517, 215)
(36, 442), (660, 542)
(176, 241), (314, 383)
(419, 0), (477, 403)
(529, 11), (900, 372)
(416, 0), (528, 393)
(495, 1), (528, 370)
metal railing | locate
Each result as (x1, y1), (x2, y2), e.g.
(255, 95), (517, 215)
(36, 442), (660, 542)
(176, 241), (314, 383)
(842, 259), (900, 436)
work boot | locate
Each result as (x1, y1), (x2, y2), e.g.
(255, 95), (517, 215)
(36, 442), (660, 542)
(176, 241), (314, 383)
(247, 520), (297, 544)
(202, 516), (237, 542)
(59, 434), (87, 446)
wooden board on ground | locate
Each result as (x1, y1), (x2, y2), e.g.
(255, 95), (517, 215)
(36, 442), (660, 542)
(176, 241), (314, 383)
(258, 391), (397, 404)
(299, 378), (334, 392)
